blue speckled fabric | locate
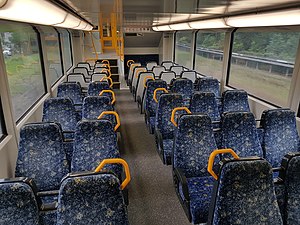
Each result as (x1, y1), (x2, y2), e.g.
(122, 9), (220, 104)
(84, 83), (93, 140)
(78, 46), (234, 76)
(57, 173), (129, 225)
(15, 123), (69, 191)
(283, 155), (300, 225)
(174, 114), (218, 178)
(155, 94), (184, 139)
(274, 183), (285, 219)
(0, 182), (41, 225)
(197, 78), (220, 98)
(190, 92), (221, 122)
(71, 120), (121, 176)
(42, 98), (78, 135)
(261, 109), (300, 168)
(210, 159), (283, 225)
(40, 210), (57, 225)
(170, 78), (194, 102)
(162, 139), (174, 163)
(222, 90), (250, 113)
(145, 80), (167, 116)
(221, 112), (263, 158)
(63, 141), (74, 166)
(57, 82), (82, 105)
(87, 81), (110, 96)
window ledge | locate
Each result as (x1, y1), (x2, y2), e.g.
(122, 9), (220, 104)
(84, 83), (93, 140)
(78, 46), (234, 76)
(0, 135), (12, 150)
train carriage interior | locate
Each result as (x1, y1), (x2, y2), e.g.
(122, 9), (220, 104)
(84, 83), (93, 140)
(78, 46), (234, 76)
(1, 0), (300, 224)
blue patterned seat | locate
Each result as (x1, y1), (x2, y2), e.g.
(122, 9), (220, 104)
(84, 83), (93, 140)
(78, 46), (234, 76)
(260, 109), (300, 168)
(207, 158), (283, 225)
(57, 172), (129, 225)
(57, 82), (82, 106)
(71, 120), (121, 177)
(180, 71), (197, 83)
(173, 114), (217, 224)
(221, 112), (263, 158)
(155, 93), (183, 164)
(221, 90), (250, 113)
(190, 92), (221, 123)
(42, 97), (78, 140)
(15, 123), (69, 193)
(196, 78), (220, 98)
(159, 71), (177, 85)
(87, 81), (110, 96)
(170, 78), (193, 106)
(144, 79), (167, 134)
(170, 65), (184, 76)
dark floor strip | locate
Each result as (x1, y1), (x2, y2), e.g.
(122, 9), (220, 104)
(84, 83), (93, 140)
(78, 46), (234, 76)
(115, 90), (191, 225)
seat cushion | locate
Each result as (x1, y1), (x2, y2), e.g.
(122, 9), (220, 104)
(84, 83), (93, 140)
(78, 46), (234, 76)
(162, 139), (174, 164)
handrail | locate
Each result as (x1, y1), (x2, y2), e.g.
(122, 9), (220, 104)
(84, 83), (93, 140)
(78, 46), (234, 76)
(208, 149), (239, 180)
(101, 59), (110, 65)
(127, 60), (134, 67)
(99, 89), (116, 104)
(143, 76), (155, 88)
(153, 88), (168, 103)
(97, 111), (120, 131)
(135, 68), (147, 78)
(95, 158), (130, 190)
(100, 76), (113, 88)
(170, 107), (191, 127)
(100, 68), (112, 77)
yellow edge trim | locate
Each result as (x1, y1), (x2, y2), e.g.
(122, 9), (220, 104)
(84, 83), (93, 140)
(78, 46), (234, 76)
(170, 107), (191, 127)
(135, 68), (147, 78)
(99, 89), (116, 104)
(97, 111), (120, 131)
(143, 76), (155, 88)
(101, 60), (110, 65)
(127, 59), (135, 67)
(153, 88), (168, 103)
(95, 158), (130, 190)
(100, 77), (113, 88)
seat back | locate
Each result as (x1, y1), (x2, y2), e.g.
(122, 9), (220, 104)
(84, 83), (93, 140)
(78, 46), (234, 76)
(132, 67), (147, 90)
(173, 114), (217, 178)
(152, 66), (166, 78)
(67, 73), (88, 88)
(136, 72), (154, 102)
(57, 172), (129, 225)
(170, 78), (193, 101)
(0, 179), (41, 225)
(222, 90), (250, 113)
(82, 96), (113, 120)
(208, 158), (283, 225)
(42, 97), (77, 132)
(170, 65), (184, 76)
(197, 78), (220, 98)
(181, 71), (197, 83)
(221, 112), (263, 158)
(260, 109), (300, 168)
(155, 94), (184, 139)
(57, 82), (82, 105)
(15, 123), (69, 191)
(145, 80), (168, 116)
(87, 81), (110, 96)
(71, 120), (120, 174)
(91, 73), (107, 82)
(146, 61), (157, 70)
(159, 71), (176, 85)
(73, 67), (90, 79)
(128, 63), (141, 81)
(77, 62), (91, 71)
(94, 62), (109, 68)
(161, 61), (174, 70)
(190, 92), (220, 122)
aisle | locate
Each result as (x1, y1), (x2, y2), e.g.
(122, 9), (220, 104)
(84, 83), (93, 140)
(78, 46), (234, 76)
(115, 90), (191, 225)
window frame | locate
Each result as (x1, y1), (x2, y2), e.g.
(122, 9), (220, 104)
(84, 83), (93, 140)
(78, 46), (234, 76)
(0, 96), (7, 142)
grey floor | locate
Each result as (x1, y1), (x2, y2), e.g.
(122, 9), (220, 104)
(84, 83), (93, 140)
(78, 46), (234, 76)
(115, 90), (191, 225)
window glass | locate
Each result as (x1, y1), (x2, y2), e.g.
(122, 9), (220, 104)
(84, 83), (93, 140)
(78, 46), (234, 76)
(176, 0), (197, 13)
(40, 27), (63, 85)
(0, 21), (46, 121)
(175, 31), (193, 68)
(195, 32), (225, 80)
(228, 31), (300, 106)
(58, 29), (72, 72)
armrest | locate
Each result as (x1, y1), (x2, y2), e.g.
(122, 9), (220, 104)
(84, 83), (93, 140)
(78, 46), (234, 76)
(37, 190), (59, 197)
(154, 128), (164, 152)
(272, 167), (282, 173)
(173, 167), (190, 201)
(40, 202), (57, 211)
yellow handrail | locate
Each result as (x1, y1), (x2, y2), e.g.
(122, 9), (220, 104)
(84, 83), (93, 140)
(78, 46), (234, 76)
(97, 111), (120, 131)
(127, 60), (134, 67)
(208, 149), (239, 180)
(100, 76), (113, 88)
(100, 68), (112, 77)
(170, 107), (192, 127)
(153, 88), (168, 103)
(99, 89), (116, 104)
(135, 68), (146, 78)
(143, 76), (155, 88)
(95, 158), (130, 190)
(101, 59), (110, 65)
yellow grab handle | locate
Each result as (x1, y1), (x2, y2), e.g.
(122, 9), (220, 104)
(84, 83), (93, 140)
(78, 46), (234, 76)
(170, 107), (192, 127)
(143, 76), (155, 88)
(100, 69), (111, 77)
(135, 68), (146, 78)
(153, 88), (168, 103)
(101, 59), (110, 65)
(97, 111), (120, 131)
(208, 149), (239, 180)
(100, 76), (113, 88)
(95, 158), (130, 190)
(99, 89), (116, 104)
(127, 59), (135, 67)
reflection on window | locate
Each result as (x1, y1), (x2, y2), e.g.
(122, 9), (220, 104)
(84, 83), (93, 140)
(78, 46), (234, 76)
(40, 27), (63, 85)
(195, 32), (225, 80)
(228, 31), (300, 107)
(175, 31), (193, 68)
(58, 29), (72, 72)
(0, 21), (46, 122)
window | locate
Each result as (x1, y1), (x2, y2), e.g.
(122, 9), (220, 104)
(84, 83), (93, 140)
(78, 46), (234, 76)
(40, 27), (63, 85)
(195, 32), (225, 80)
(0, 21), (46, 122)
(228, 31), (300, 107)
(175, 31), (193, 68)
(58, 29), (73, 72)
